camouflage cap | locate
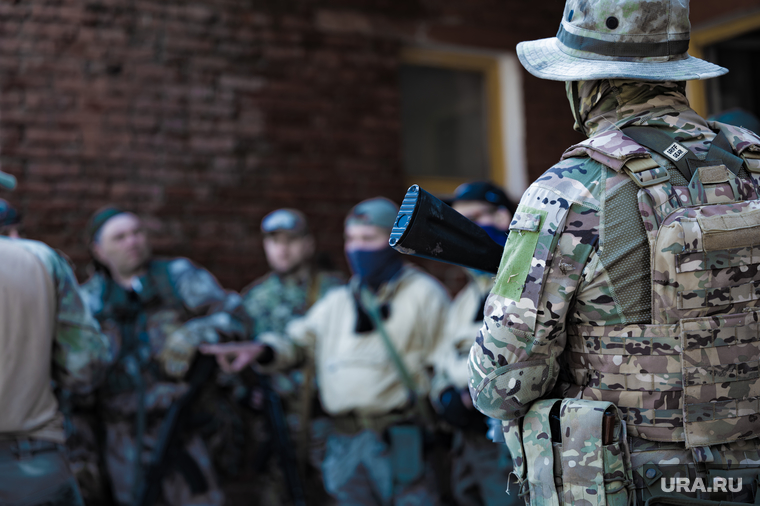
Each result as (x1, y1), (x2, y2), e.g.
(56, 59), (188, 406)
(517, 0), (728, 82)
(345, 197), (399, 229)
(87, 206), (126, 242)
(261, 208), (309, 236)
(0, 169), (16, 191)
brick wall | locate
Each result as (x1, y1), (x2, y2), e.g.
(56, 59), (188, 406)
(0, 1), (407, 289)
(0, 0), (750, 291)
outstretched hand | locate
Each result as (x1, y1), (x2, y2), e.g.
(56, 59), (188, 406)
(199, 342), (266, 373)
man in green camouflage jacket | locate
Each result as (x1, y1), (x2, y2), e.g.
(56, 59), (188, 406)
(240, 208), (343, 505)
(0, 172), (112, 506)
(73, 207), (251, 506)
(469, 0), (760, 504)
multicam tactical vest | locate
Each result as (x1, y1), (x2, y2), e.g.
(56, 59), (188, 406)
(562, 123), (760, 450)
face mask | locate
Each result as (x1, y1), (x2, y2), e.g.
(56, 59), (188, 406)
(480, 224), (508, 247)
(346, 246), (404, 291)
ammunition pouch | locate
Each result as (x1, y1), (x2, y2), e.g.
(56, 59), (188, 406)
(388, 424), (425, 486)
(505, 398), (634, 506)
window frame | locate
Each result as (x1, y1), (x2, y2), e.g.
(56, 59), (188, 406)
(399, 47), (506, 194)
(687, 11), (760, 117)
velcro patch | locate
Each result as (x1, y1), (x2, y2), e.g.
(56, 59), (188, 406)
(510, 212), (541, 232)
(698, 208), (760, 251)
(494, 209), (547, 302)
(698, 165), (730, 185)
(664, 142), (688, 162)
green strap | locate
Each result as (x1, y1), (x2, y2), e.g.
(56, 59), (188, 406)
(358, 286), (435, 427)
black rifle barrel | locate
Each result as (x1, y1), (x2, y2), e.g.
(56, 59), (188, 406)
(389, 185), (504, 274)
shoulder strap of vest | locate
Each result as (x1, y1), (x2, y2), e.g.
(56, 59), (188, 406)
(621, 127), (745, 181)
(561, 129), (651, 171)
(146, 259), (184, 310)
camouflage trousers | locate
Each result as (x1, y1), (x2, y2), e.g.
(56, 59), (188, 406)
(67, 414), (224, 506)
(630, 437), (760, 504)
(450, 430), (521, 506)
(321, 429), (441, 506)
(105, 420), (224, 506)
(0, 439), (85, 506)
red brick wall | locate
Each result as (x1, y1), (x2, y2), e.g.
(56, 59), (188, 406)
(0, 1), (409, 289)
(1, 0), (747, 291)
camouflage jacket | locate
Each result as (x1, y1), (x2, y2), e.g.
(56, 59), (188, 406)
(241, 269), (344, 337)
(0, 238), (111, 442)
(468, 80), (760, 428)
(241, 269), (343, 400)
(80, 257), (250, 417)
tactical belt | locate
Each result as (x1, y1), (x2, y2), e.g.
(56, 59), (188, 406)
(332, 409), (415, 435)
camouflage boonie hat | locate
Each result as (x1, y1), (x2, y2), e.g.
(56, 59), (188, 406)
(261, 208), (309, 236)
(517, 0), (727, 81)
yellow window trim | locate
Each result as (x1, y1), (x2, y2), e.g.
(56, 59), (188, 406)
(687, 11), (760, 117)
(400, 47), (506, 194)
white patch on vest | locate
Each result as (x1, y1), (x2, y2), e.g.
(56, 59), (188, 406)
(544, 457), (550, 466)
(613, 355), (623, 366)
(569, 461), (576, 467)
(508, 378), (517, 389)
(664, 142), (688, 162)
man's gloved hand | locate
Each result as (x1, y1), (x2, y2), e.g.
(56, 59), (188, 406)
(158, 326), (217, 379)
(439, 386), (486, 430)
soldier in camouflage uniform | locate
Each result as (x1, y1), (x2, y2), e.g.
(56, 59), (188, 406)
(0, 171), (112, 506)
(73, 207), (251, 506)
(204, 198), (450, 506)
(239, 209), (343, 505)
(469, 0), (760, 504)
(430, 182), (520, 506)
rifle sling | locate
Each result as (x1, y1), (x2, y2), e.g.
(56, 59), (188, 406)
(358, 286), (435, 427)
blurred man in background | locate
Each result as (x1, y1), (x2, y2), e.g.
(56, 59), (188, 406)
(237, 208), (343, 505)
(70, 207), (251, 506)
(203, 197), (451, 506)
(0, 172), (112, 506)
(430, 181), (519, 506)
